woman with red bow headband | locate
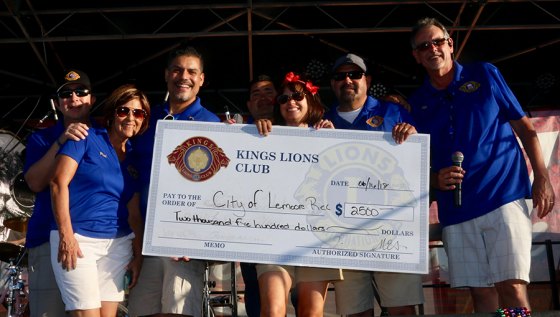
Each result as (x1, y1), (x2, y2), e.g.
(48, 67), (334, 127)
(256, 72), (332, 135)
(254, 72), (336, 317)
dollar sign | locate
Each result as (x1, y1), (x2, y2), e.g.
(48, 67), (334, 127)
(335, 203), (342, 216)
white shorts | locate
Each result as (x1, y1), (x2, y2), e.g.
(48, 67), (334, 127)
(443, 198), (531, 288)
(50, 231), (133, 311)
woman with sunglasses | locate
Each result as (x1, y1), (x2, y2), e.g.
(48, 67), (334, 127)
(256, 72), (333, 135)
(50, 84), (150, 317)
(255, 72), (335, 317)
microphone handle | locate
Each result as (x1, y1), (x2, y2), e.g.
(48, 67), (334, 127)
(454, 182), (461, 207)
(453, 162), (462, 207)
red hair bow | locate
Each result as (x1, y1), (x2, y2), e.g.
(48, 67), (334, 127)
(283, 72), (319, 95)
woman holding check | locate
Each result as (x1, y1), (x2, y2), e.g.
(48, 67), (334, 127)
(255, 72), (335, 317)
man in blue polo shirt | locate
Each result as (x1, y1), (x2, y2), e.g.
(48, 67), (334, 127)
(128, 45), (219, 317)
(24, 69), (93, 317)
(408, 17), (554, 312)
(324, 53), (424, 316)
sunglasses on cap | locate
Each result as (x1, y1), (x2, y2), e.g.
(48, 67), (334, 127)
(115, 106), (147, 119)
(332, 71), (365, 81)
(276, 91), (305, 104)
(414, 37), (450, 52)
(57, 88), (90, 99)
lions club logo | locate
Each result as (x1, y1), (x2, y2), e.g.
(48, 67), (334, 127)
(167, 136), (230, 182)
(459, 81), (480, 93)
(366, 116), (383, 128)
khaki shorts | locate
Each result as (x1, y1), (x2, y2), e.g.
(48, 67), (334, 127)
(333, 270), (424, 314)
(27, 242), (66, 317)
(127, 256), (205, 316)
(372, 271), (424, 307)
(255, 264), (295, 280)
(294, 267), (343, 283)
(443, 198), (531, 288)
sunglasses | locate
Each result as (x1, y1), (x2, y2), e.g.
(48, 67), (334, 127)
(276, 91), (305, 104)
(414, 37), (449, 52)
(115, 106), (147, 119)
(57, 88), (90, 99)
(332, 71), (365, 81)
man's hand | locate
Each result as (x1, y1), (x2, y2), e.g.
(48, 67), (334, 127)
(432, 166), (465, 191)
(392, 122), (416, 144)
(61, 122), (89, 144)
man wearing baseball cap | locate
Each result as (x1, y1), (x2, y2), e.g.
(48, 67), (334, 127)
(323, 53), (424, 316)
(24, 69), (93, 317)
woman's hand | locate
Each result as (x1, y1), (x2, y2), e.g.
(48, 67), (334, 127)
(171, 256), (191, 262)
(57, 233), (83, 271)
(313, 119), (334, 130)
(255, 119), (273, 136)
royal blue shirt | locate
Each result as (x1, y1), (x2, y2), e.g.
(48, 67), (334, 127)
(408, 61), (531, 227)
(130, 97), (220, 217)
(24, 121), (65, 248)
(325, 95), (414, 131)
(54, 127), (138, 238)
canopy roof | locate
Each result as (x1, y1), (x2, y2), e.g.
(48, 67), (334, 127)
(1, 0), (559, 123)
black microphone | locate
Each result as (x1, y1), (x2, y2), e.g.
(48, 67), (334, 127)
(451, 151), (464, 207)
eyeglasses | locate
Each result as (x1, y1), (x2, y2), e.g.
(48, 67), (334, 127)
(115, 106), (147, 119)
(57, 88), (90, 99)
(414, 38), (449, 52)
(276, 91), (305, 104)
(332, 71), (365, 81)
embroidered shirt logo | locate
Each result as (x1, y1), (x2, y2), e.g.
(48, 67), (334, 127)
(99, 151), (107, 158)
(459, 81), (480, 93)
(366, 116), (383, 128)
(167, 136), (230, 182)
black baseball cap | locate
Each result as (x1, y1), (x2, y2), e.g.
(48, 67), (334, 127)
(57, 69), (91, 92)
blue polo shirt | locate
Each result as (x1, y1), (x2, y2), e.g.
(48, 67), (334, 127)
(24, 121), (65, 248)
(408, 61), (531, 227)
(54, 127), (137, 238)
(131, 97), (220, 217)
(325, 95), (414, 131)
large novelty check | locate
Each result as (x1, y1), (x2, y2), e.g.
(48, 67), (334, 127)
(143, 120), (430, 274)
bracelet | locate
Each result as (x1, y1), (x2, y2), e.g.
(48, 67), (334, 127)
(496, 307), (531, 317)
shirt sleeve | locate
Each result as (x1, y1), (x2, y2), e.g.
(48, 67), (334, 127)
(57, 137), (87, 164)
(24, 131), (53, 173)
(484, 63), (526, 121)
